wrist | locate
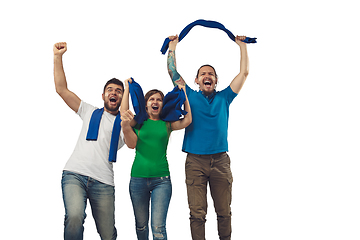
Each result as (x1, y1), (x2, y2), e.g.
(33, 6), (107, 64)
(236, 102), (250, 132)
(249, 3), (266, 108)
(169, 43), (177, 51)
(121, 121), (131, 128)
(54, 54), (63, 61)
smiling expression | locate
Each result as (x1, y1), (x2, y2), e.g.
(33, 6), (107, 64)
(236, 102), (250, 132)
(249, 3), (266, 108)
(102, 83), (123, 114)
(146, 92), (163, 120)
(195, 65), (218, 95)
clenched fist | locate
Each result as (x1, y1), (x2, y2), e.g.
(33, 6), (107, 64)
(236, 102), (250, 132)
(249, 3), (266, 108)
(121, 110), (135, 126)
(53, 42), (67, 56)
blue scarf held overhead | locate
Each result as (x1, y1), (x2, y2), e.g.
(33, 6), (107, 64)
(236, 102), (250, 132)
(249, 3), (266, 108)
(128, 80), (188, 124)
(160, 19), (257, 54)
(86, 108), (121, 163)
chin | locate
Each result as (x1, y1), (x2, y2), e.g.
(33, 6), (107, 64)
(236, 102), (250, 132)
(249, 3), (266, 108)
(105, 103), (120, 112)
(203, 88), (214, 94)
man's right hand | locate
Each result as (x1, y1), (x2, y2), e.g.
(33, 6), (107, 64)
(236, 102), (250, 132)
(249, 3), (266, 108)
(53, 42), (67, 56)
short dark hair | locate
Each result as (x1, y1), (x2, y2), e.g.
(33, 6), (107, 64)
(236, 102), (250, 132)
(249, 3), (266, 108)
(103, 78), (124, 93)
(196, 64), (218, 79)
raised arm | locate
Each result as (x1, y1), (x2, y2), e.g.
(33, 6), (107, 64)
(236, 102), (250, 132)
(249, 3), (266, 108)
(171, 85), (192, 131)
(229, 36), (250, 94)
(120, 78), (138, 149)
(121, 110), (138, 149)
(53, 42), (81, 112)
(167, 35), (186, 87)
(120, 78), (131, 114)
(120, 78), (137, 127)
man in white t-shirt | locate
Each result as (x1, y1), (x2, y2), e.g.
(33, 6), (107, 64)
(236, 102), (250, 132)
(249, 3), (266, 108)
(54, 42), (126, 240)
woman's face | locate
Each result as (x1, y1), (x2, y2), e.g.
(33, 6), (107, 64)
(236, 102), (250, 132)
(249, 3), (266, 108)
(146, 92), (163, 119)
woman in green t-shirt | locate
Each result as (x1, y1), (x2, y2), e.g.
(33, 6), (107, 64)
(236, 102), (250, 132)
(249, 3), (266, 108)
(120, 78), (191, 240)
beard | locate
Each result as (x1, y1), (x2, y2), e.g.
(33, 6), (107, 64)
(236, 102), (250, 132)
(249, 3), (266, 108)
(104, 101), (120, 113)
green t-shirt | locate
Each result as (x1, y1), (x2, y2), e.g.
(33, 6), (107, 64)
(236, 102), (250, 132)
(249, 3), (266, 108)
(131, 119), (171, 178)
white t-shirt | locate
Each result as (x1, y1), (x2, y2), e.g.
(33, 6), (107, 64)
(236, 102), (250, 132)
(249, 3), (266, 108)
(63, 101), (125, 186)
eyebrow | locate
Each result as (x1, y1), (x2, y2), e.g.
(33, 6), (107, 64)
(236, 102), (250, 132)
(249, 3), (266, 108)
(149, 97), (163, 100)
(107, 87), (123, 92)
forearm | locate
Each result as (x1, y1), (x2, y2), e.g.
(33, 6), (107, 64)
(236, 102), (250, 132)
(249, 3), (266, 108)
(239, 44), (249, 77)
(167, 50), (185, 86)
(230, 44), (249, 94)
(122, 125), (137, 149)
(171, 89), (192, 130)
(183, 93), (192, 124)
(54, 55), (68, 94)
(120, 88), (130, 114)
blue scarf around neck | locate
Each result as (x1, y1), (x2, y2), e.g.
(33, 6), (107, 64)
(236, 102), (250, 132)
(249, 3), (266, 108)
(85, 78), (187, 162)
(86, 108), (121, 163)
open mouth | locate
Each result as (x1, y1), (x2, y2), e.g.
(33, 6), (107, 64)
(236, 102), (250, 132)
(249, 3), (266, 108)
(204, 80), (212, 86)
(152, 106), (159, 110)
(110, 97), (116, 103)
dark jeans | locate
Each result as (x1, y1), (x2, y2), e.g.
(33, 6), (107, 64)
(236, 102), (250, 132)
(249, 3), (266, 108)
(185, 153), (233, 240)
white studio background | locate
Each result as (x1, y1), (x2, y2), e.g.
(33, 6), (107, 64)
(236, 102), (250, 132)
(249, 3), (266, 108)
(0, 0), (359, 239)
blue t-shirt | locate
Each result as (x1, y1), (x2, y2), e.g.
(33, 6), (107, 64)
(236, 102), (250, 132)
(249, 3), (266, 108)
(183, 84), (237, 154)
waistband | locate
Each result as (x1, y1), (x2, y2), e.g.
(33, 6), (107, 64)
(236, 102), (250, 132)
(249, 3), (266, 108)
(130, 176), (170, 180)
(187, 152), (227, 159)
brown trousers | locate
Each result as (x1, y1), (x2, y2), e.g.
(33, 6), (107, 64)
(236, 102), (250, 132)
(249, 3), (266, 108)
(185, 152), (233, 240)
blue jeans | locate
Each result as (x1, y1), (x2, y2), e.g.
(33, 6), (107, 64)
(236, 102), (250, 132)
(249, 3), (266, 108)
(129, 176), (172, 240)
(61, 171), (117, 240)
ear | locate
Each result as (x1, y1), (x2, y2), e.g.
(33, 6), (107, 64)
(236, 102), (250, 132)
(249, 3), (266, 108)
(195, 77), (199, 85)
(102, 93), (105, 101)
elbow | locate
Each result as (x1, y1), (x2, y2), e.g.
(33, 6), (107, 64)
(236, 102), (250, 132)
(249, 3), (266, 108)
(123, 129), (138, 149)
(128, 141), (137, 149)
(245, 71), (249, 78)
(167, 69), (173, 77)
(242, 69), (249, 78)
(55, 88), (63, 96)
(55, 84), (61, 94)
(124, 138), (136, 149)
(184, 116), (192, 128)
(127, 145), (136, 150)
(55, 87), (65, 97)
(55, 84), (67, 97)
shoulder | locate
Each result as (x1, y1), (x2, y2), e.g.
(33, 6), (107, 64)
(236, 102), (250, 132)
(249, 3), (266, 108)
(185, 84), (195, 94)
(77, 101), (97, 118)
(218, 85), (237, 95)
(217, 86), (237, 100)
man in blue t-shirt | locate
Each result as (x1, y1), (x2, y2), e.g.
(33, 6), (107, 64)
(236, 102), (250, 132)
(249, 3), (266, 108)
(167, 35), (249, 240)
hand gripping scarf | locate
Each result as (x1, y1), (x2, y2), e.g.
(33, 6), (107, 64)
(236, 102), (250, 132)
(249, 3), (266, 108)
(127, 80), (187, 124)
(86, 78), (138, 163)
(160, 86), (187, 122)
(160, 19), (257, 54)
(86, 78), (187, 162)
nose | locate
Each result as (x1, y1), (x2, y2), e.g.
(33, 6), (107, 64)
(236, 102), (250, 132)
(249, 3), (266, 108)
(110, 89), (117, 95)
